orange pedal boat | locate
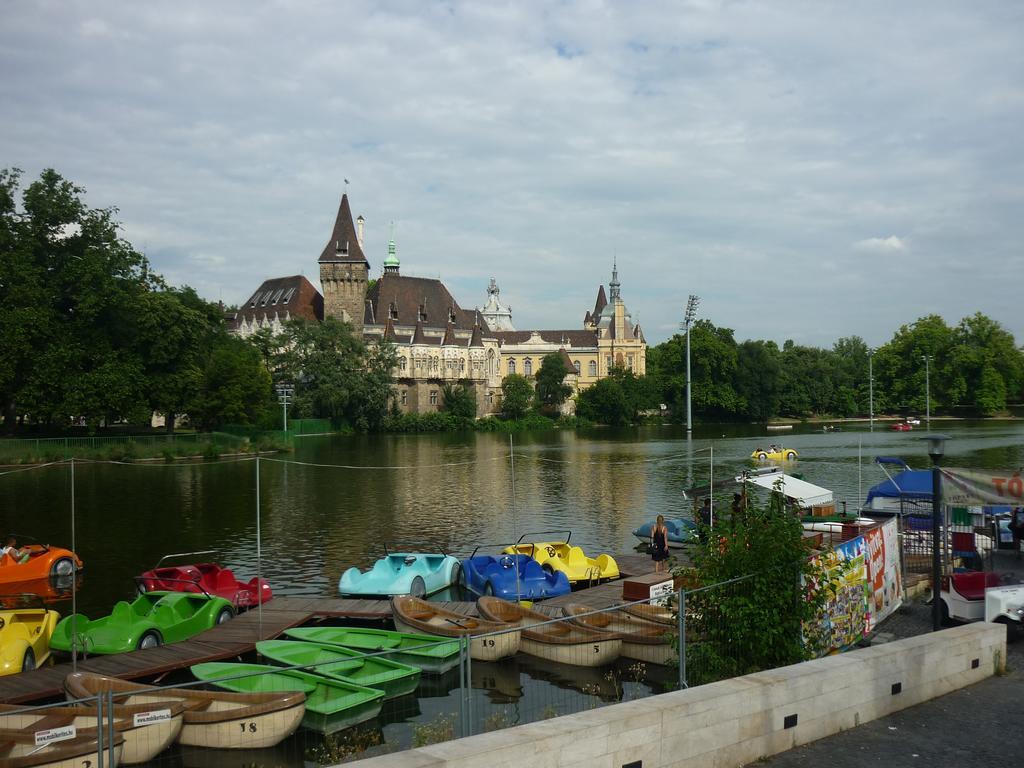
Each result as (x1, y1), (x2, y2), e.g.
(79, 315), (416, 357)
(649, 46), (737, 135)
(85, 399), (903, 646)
(0, 536), (82, 585)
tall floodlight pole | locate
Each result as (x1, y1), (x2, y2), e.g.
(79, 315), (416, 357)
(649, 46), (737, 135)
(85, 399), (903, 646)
(868, 349), (874, 432)
(922, 355), (931, 428)
(682, 295), (700, 435)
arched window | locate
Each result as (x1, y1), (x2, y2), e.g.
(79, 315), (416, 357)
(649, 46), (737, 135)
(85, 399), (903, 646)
(588, 360), (597, 376)
(399, 357), (407, 371)
(574, 360), (581, 375)
(524, 358), (532, 376)
(508, 359), (516, 374)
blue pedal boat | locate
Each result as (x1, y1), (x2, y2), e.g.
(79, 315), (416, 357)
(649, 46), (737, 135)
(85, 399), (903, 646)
(631, 518), (696, 549)
(459, 547), (570, 601)
(339, 545), (460, 598)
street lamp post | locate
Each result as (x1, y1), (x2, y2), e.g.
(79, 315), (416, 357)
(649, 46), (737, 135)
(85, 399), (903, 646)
(868, 349), (874, 432)
(922, 354), (931, 427)
(275, 384), (294, 432)
(921, 433), (949, 632)
(682, 295), (700, 436)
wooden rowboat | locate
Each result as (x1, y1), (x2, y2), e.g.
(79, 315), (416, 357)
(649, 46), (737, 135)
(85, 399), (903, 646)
(0, 700), (185, 765)
(620, 602), (674, 626)
(0, 728), (123, 768)
(562, 604), (676, 665)
(476, 597), (621, 667)
(389, 597), (519, 662)
(64, 672), (304, 750)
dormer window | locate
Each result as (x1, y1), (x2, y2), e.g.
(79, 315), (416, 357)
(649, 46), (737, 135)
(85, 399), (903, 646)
(418, 304), (426, 322)
(448, 307), (456, 323)
(389, 302), (398, 320)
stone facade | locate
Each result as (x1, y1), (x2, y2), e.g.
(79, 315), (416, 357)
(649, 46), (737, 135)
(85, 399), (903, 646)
(234, 192), (647, 417)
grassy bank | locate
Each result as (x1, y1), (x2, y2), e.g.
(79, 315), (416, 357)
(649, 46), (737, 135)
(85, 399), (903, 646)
(381, 412), (591, 433)
(0, 432), (292, 465)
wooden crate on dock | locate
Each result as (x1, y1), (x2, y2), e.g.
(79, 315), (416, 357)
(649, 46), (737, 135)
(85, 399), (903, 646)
(622, 572), (675, 606)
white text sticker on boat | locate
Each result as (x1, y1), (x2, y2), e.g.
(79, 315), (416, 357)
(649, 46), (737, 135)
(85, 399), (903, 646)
(34, 725), (76, 746)
(133, 709), (172, 727)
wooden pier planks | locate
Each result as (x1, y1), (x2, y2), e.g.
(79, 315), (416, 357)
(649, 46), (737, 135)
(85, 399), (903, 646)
(0, 553), (654, 705)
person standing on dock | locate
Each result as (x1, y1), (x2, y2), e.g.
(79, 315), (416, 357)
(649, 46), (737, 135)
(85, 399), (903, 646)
(650, 515), (669, 572)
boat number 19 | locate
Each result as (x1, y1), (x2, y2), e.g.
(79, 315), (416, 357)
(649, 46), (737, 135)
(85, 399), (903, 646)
(239, 722), (258, 733)
(479, 638), (496, 647)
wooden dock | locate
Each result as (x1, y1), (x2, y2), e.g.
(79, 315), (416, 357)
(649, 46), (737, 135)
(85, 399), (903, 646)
(0, 552), (658, 705)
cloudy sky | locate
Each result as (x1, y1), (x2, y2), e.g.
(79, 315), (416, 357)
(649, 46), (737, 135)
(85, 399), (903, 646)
(3, 1), (1022, 347)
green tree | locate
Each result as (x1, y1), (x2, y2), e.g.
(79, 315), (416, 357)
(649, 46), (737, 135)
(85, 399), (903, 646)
(576, 377), (631, 426)
(191, 335), (272, 429)
(873, 315), (954, 414)
(1, 168), (162, 430)
(275, 317), (397, 431)
(500, 374), (533, 419)
(441, 381), (477, 420)
(734, 340), (781, 421)
(678, 489), (825, 684)
(534, 354), (572, 413)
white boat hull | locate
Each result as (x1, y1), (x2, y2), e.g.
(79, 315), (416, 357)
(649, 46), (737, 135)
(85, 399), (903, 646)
(520, 636), (620, 667)
(179, 701), (305, 749)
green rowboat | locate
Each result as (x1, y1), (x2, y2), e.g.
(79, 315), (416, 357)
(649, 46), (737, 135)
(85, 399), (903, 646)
(283, 626), (461, 674)
(190, 662), (383, 734)
(256, 640), (420, 699)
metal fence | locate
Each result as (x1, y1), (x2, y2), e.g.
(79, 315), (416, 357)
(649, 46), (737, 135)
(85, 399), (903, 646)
(14, 582), (807, 765)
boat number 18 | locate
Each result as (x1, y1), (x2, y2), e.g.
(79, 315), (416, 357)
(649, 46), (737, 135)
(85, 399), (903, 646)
(239, 722), (258, 733)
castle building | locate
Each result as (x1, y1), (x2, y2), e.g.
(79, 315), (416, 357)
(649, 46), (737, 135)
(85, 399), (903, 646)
(231, 193), (645, 415)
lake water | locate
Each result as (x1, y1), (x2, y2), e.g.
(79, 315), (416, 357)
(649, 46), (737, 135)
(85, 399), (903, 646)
(2, 421), (1022, 763)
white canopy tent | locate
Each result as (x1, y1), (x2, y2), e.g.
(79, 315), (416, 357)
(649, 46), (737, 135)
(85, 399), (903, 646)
(738, 469), (834, 508)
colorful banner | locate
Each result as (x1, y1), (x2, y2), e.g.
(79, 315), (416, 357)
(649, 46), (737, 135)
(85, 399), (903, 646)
(864, 518), (903, 631)
(809, 535), (870, 653)
(941, 467), (1024, 505)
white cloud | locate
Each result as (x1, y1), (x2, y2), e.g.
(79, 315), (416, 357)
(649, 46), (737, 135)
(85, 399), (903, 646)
(1, 1), (1022, 348)
(853, 236), (908, 253)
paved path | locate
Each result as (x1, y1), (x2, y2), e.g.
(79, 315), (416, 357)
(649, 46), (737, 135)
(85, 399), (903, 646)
(751, 548), (1024, 767)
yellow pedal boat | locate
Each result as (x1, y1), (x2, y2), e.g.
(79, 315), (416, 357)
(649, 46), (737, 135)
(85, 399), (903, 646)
(502, 532), (618, 584)
(750, 446), (798, 462)
(0, 594), (59, 675)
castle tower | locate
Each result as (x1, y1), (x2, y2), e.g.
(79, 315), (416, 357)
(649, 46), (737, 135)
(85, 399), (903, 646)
(383, 223), (400, 275)
(319, 194), (370, 333)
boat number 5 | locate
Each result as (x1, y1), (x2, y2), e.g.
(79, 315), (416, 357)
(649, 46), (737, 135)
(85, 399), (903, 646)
(239, 722), (258, 733)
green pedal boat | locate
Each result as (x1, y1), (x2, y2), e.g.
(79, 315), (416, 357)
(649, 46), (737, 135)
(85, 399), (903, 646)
(256, 640), (421, 699)
(283, 626), (460, 674)
(190, 662), (383, 734)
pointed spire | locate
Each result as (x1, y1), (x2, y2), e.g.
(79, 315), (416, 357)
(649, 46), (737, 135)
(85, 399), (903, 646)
(383, 316), (398, 342)
(319, 193), (369, 265)
(609, 257), (621, 302)
(442, 322), (458, 346)
(412, 320), (428, 345)
(469, 323), (484, 348)
(383, 221), (400, 274)
(592, 284), (608, 318)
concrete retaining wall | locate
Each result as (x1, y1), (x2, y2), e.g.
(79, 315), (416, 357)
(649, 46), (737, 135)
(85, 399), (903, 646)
(346, 623), (1004, 768)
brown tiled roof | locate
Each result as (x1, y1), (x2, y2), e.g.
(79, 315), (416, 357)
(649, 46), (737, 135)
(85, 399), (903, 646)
(366, 273), (485, 332)
(233, 275), (323, 328)
(492, 330), (599, 348)
(318, 194), (368, 265)
(592, 285), (607, 319)
(469, 324), (484, 348)
(441, 323), (458, 346)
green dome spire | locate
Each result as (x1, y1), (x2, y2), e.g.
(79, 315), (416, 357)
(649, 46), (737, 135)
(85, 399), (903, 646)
(383, 221), (400, 274)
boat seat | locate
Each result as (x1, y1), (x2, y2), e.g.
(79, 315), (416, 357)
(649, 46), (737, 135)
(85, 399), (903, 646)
(110, 601), (134, 623)
(951, 571), (1001, 601)
(215, 570), (238, 590)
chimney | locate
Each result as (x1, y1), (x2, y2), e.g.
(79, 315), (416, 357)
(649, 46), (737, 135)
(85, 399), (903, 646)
(356, 215), (365, 248)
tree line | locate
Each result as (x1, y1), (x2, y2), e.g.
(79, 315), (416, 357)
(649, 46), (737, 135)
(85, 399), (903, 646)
(3, 168), (1020, 434)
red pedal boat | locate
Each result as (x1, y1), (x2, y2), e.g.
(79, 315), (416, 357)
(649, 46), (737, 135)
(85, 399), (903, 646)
(137, 551), (272, 610)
